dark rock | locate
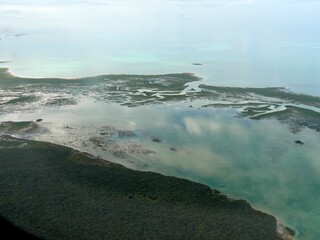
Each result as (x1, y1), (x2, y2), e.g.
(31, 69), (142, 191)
(295, 140), (304, 145)
(36, 119), (43, 122)
(152, 137), (161, 143)
(170, 147), (177, 151)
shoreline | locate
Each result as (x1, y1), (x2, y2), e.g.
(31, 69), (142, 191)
(1, 67), (320, 98)
(277, 222), (296, 240)
(0, 134), (294, 240)
(0, 121), (298, 239)
(1, 66), (316, 239)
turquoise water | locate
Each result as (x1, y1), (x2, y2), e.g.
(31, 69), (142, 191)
(1, 1), (320, 95)
(1, 99), (320, 239)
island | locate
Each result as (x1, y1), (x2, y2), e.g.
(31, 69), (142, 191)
(0, 134), (293, 240)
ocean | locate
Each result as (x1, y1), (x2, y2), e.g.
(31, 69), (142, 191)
(1, 0), (319, 95)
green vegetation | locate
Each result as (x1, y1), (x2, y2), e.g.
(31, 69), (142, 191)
(198, 84), (320, 108)
(0, 68), (198, 88)
(1, 67), (319, 108)
(198, 85), (320, 132)
(0, 67), (199, 110)
(250, 106), (320, 132)
(0, 135), (284, 240)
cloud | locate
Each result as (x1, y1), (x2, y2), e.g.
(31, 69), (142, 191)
(183, 117), (226, 136)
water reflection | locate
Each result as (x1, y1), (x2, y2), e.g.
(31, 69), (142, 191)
(1, 1), (320, 238)
(3, 99), (319, 238)
(126, 105), (320, 239)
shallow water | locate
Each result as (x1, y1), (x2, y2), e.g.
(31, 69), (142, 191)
(1, 93), (320, 239)
(1, 1), (320, 239)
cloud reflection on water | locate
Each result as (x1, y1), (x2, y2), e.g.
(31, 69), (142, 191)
(1, 94), (320, 238)
(133, 106), (320, 239)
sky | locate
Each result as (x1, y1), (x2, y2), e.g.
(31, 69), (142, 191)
(1, 0), (319, 57)
(1, 0), (320, 34)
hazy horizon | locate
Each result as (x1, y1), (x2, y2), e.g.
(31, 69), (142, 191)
(1, 0), (319, 95)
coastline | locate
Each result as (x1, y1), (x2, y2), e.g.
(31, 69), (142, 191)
(277, 222), (296, 240)
(2, 67), (319, 239)
(1, 1), (319, 238)
(0, 134), (294, 240)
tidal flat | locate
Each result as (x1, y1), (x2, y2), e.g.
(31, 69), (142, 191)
(1, 68), (320, 239)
